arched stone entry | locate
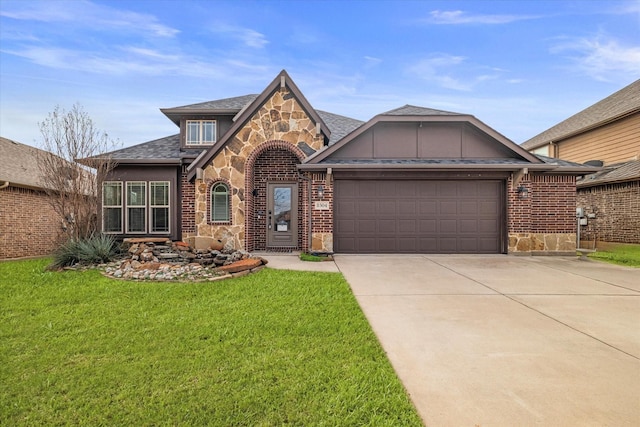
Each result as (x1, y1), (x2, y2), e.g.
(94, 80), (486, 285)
(245, 141), (307, 251)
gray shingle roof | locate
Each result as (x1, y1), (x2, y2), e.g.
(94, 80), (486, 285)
(321, 158), (534, 165)
(382, 104), (463, 116)
(100, 134), (202, 162)
(317, 110), (364, 144)
(104, 105), (364, 162)
(522, 79), (640, 149)
(0, 137), (51, 189)
(577, 160), (640, 188)
(166, 94), (259, 111)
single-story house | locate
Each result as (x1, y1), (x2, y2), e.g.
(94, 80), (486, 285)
(0, 137), (63, 259)
(521, 79), (639, 244)
(90, 70), (598, 254)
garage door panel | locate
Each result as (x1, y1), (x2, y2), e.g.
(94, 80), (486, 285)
(459, 219), (479, 233)
(479, 219), (499, 233)
(439, 181), (458, 197)
(420, 219), (437, 233)
(399, 219), (417, 233)
(357, 200), (376, 214)
(335, 219), (356, 233)
(440, 201), (458, 215)
(420, 201), (437, 214)
(378, 200), (396, 215)
(378, 219), (397, 233)
(459, 200), (479, 215)
(334, 180), (503, 254)
(358, 220), (376, 233)
(440, 219), (457, 233)
(399, 200), (416, 215)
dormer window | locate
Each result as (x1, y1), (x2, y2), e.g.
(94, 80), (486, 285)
(186, 120), (216, 145)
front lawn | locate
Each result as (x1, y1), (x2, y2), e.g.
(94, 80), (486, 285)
(588, 243), (640, 267)
(0, 259), (422, 426)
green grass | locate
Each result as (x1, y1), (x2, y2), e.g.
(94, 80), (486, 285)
(588, 243), (640, 267)
(299, 253), (332, 262)
(0, 259), (422, 426)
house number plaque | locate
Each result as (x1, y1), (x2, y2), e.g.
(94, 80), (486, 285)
(314, 201), (330, 210)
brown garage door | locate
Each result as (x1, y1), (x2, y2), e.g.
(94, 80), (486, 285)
(334, 180), (504, 253)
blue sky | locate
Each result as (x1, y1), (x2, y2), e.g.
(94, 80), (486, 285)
(1, 0), (638, 149)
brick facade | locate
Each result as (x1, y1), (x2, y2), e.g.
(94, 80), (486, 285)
(0, 186), (63, 259)
(508, 174), (577, 254)
(180, 166), (196, 235)
(251, 147), (304, 250)
(577, 180), (640, 244)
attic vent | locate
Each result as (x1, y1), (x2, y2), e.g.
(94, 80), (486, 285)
(584, 160), (603, 167)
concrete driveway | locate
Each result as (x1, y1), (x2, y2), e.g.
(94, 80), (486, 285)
(334, 255), (640, 426)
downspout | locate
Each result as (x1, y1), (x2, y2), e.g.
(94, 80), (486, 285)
(298, 171), (312, 254)
(0, 181), (9, 190)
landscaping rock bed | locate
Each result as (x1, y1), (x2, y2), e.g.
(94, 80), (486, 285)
(101, 238), (267, 281)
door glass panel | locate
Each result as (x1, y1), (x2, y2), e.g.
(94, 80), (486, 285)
(273, 187), (291, 232)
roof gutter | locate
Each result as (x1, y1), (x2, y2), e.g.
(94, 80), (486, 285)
(0, 181), (9, 190)
(297, 163), (558, 172)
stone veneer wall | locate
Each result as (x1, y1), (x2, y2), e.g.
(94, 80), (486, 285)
(576, 180), (639, 244)
(0, 186), (63, 259)
(508, 174), (577, 254)
(194, 87), (324, 250)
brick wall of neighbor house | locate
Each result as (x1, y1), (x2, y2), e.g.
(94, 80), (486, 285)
(508, 174), (577, 254)
(0, 186), (62, 259)
(310, 172), (333, 253)
(577, 180), (640, 244)
(194, 87), (324, 250)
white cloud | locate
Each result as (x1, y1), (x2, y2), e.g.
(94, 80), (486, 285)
(550, 34), (640, 82)
(0, 0), (179, 38)
(426, 10), (539, 25)
(210, 24), (269, 48)
(406, 54), (472, 91)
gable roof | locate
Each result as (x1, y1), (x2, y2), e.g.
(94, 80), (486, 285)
(0, 137), (52, 189)
(160, 94), (259, 125)
(522, 79), (640, 150)
(187, 70), (332, 180)
(304, 107), (543, 167)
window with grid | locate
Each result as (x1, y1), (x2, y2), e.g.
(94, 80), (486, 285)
(211, 182), (230, 222)
(150, 181), (170, 233)
(102, 182), (122, 233)
(186, 120), (216, 145)
(126, 182), (146, 233)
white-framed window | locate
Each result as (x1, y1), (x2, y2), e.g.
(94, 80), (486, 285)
(102, 182), (122, 233)
(186, 120), (216, 145)
(126, 182), (146, 233)
(211, 182), (230, 222)
(150, 181), (170, 233)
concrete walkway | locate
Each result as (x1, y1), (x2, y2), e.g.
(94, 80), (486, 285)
(333, 255), (640, 426)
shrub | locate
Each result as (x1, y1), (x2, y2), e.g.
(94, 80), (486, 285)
(49, 234), (121, 269)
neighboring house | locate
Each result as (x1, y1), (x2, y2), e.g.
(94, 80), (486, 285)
(89, 70), (597, 255)
(521, 79), (640, 244)
(0, 137), (63, 259)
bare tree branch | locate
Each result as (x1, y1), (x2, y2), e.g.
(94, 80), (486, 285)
(36, 104), (118, 241)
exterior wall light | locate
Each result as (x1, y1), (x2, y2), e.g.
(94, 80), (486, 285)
(517, 185), (529, 199)
(317, 185), (324, 199)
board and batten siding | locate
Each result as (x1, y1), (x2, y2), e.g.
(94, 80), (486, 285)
(557, 112), (640, 165)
